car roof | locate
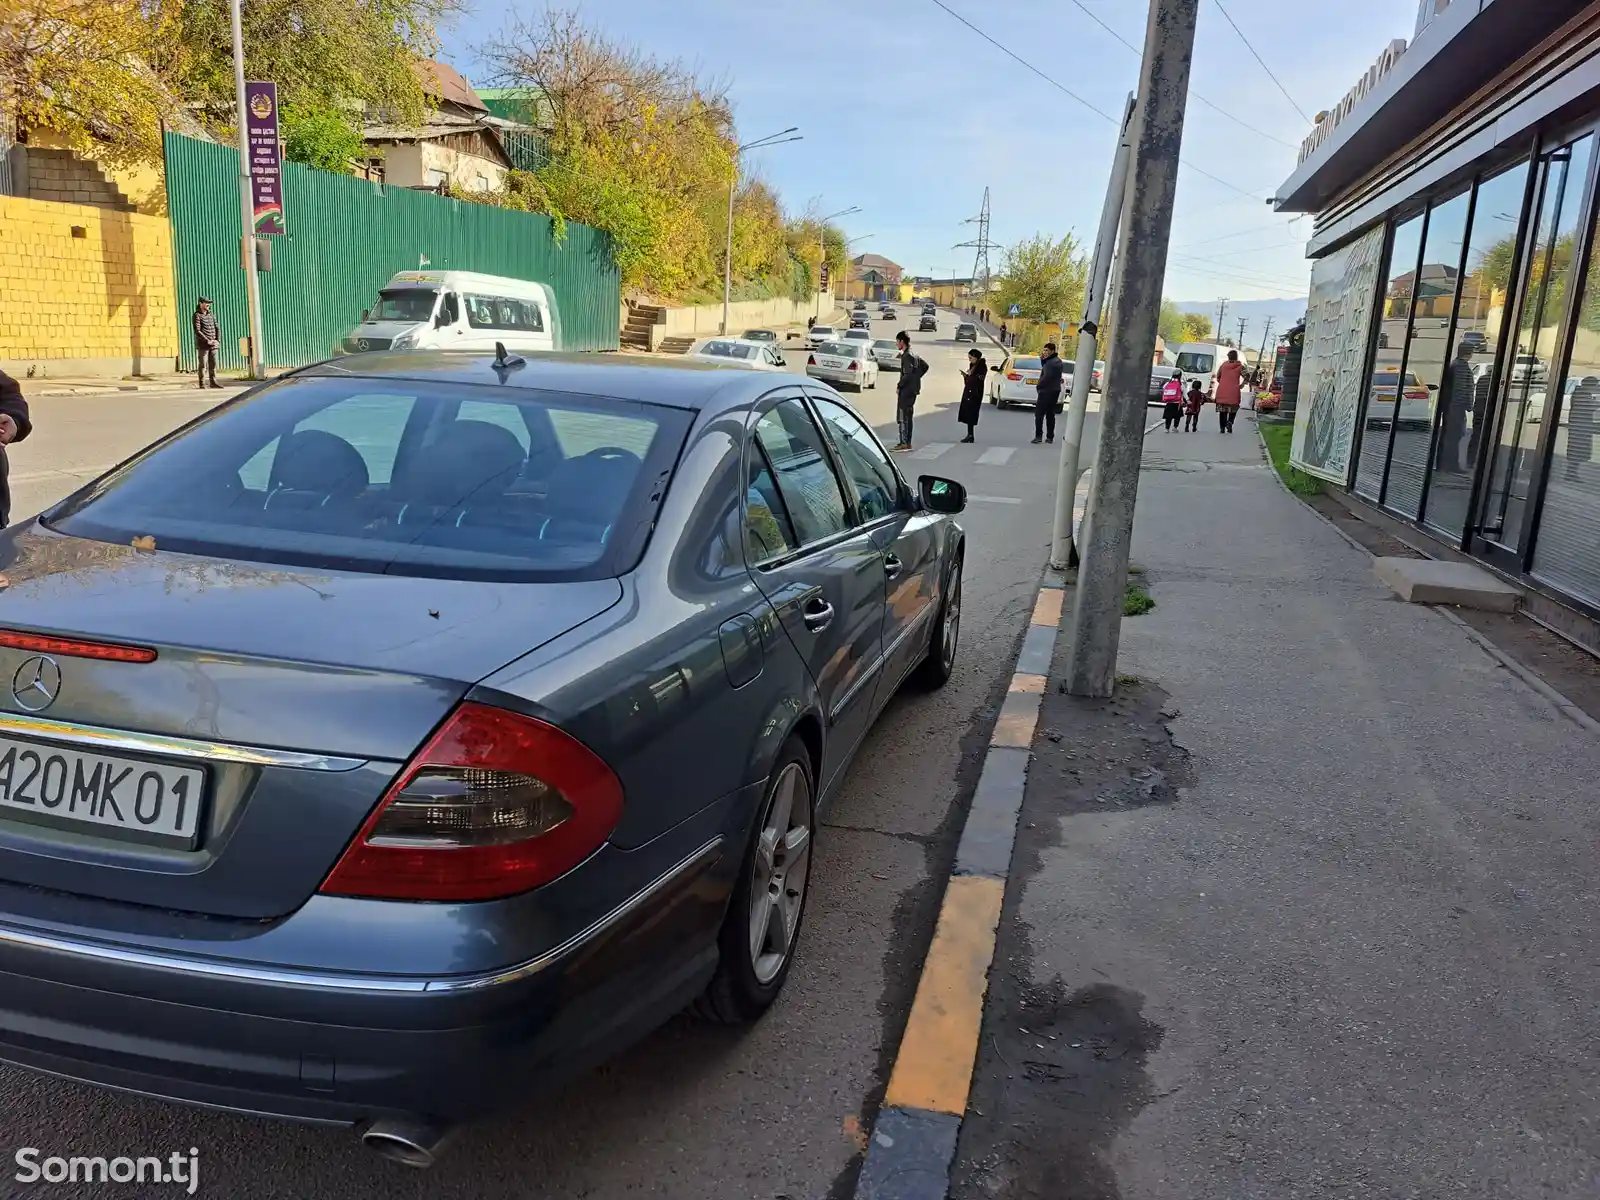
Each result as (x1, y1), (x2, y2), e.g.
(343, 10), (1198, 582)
(298, 350), (780, 413)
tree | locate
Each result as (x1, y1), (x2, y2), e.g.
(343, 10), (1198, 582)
(281, 102), (366, 172)
(1178, 312), (1214, 342)
(994, 233), (1090, 323)
(1158, 299), (1186, 344)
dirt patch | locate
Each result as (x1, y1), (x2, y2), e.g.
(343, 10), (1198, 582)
(951, 679), (1193, 1200)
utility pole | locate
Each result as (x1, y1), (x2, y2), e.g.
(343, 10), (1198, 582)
(816, 204), (861, 319)
(230, 0), (266, 379)
(1236, 316), (1248, 351)
(1214, 296), (1228, 343)
(722, 128), (802, 335)
(1066, 0), (1200, 698)
(1255, 317), (1276, 386)
(1052, 93), (1137, 571)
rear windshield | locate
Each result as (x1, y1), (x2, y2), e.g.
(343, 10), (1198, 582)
(1011, 358), (1042, 371)
(957, 324), (976, 333)
(873, 340), (898, 351)
(702, 341), (759, 359)
(843, 329), (871, 338)
(812, 326), (836, 336)
(46, 377), (690, 582)
(743, 330), (775, 340)
(818, 342), (861, 357)
(372, 289), (437, 323)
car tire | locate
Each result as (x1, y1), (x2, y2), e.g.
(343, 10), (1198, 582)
(915, 552), (962, 689)
(693, 737), (816, 1025)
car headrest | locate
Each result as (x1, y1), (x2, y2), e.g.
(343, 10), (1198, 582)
(544, 448), (642, 521)
(405, 419), (527, 508)
(268, 429), (369, 498)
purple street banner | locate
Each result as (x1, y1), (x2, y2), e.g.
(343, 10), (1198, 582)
(245, 81), (285, 236)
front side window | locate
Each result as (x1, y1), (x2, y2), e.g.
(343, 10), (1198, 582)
(752, 400), (850, 545)
(47, 378), (687, 581)
(1175, 352), (1215, 373)
(812, 397), (901, 521)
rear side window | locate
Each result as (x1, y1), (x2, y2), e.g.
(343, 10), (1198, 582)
(47, 377), (689, 582)
(752, 401), (850, 545)
(465, 294), (545, 332)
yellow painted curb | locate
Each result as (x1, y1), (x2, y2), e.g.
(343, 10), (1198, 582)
(1031, 587), (1065, 628)
(883, 874), (1005, 1116)
(991, 688), (1043, 748)
(1010, 672), (1046, 695)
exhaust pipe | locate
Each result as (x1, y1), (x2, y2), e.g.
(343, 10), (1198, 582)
(359, 1117), (453, 1168)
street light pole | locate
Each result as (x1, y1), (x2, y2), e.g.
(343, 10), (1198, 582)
(816, 204), (861, 318)
(229, 0), (266, 379)
(1065, 0), (1199, 698)
(721, 128), (801, 336)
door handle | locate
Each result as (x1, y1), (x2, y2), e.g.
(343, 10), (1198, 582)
(802, 599), (835, 633)
(884, 554), (903, 580)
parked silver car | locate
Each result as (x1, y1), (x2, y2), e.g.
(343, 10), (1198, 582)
(0, 351), (967, 1164)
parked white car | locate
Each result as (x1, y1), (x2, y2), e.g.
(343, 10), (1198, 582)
(989, 352), (1071, 408)
(807, 340), (879, 392)
(687, 338), (788, 371)
(343, 270), (559, 355)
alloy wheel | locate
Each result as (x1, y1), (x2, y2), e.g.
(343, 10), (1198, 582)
(942, 566), (962, 671)
(748, 763), (813, 985)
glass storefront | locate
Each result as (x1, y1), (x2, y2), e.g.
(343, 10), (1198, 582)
(1342, 117), (1600, 620)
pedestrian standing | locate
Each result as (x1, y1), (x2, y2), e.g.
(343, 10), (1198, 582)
(1184, 379), (1205, 432)
(193, 297), (222, 390)
(0, 369), (34, 529)
(1214, 348), (1244, 433)
(1565, 374), (1600, 482)
(1435, 340), (1475, 474)
(1161, 372), (1184, 431)
(1032, 342), (1065, 444)
(958, 348), (987, 443)
(1000, 322), (1008, 345)
(893, 331), (929, 452)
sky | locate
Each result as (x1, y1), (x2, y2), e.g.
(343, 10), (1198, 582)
(439, 0), (1420, 304)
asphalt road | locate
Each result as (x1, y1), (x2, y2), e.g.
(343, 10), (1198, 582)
(0, 313), (1100, 1198)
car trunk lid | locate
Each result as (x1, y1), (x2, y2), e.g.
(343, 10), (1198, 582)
(0, 526), (621, 917)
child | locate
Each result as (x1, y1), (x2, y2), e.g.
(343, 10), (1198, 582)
(1184, 379), (1205, 431)
(1161, 372), (1184, 431)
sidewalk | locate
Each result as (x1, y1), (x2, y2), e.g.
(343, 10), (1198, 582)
(953, 415), (1600, 1197)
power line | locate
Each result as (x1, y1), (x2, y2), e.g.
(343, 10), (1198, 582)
(928, 0), (1264, 203)
(1063, 0), (1296, 150)
(1174, 221), (1303, 250)
(1210, 0), (1311, 124)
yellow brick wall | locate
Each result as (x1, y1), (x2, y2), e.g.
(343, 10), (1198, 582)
(0, 195), (178, 368)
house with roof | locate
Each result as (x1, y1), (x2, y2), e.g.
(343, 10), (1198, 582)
(848, 253), (906, 302)
(363, 60), (515, 193)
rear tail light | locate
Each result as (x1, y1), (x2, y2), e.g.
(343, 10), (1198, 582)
(807, 354), (816, 365)
(848, 360), (858, 371)
(320, 702), (622, 902)
(1006, 372), (1022, 382)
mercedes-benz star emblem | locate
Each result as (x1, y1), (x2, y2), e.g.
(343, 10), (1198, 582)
(11, 656), (61, 713)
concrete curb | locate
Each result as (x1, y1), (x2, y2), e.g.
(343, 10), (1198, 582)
(853, 574), (1070, 1200)
(1254, 423), (1599, 738)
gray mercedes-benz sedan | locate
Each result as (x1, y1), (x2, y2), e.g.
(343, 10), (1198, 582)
(0, 350), (966, 1165)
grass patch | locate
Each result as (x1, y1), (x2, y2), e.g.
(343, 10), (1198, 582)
(1123, 582), (1155, 616)
(1259, 420), (1324, 496)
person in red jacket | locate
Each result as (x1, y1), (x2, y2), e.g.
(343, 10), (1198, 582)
(1214, 349), (1245, 433)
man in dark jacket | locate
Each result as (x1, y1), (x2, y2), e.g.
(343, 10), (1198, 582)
(193, 297), (222, 389)
(893, 331), (930, 451)
(1033, 342), (1066, 444)
(0, 370), (35, 529)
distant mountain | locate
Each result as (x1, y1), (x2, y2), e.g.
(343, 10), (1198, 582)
(1171, 298), (1308, 342)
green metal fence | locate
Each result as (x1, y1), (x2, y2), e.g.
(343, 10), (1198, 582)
(163, 133), (619, 372)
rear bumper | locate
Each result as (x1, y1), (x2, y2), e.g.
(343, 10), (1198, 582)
(807, 366), (864, 386)
(0, 794), (748, 1126)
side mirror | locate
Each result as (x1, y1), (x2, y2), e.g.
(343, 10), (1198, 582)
(1428, 383), (1439, 392)
(990, 364), (1002, 372)
(361, 309), (371, 322)
(435, 312), (449, 328)
(919, 475), (967, 515)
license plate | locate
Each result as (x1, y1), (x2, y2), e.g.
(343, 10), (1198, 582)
(821, 359), (844, 368)
(0, 736), (205, 845)
(1024, 376), (1038, 385)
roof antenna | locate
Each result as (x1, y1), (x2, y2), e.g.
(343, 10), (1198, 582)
(492, 341), (525, 372)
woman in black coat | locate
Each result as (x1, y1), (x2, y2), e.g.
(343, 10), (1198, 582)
(958, 348), (987, 443)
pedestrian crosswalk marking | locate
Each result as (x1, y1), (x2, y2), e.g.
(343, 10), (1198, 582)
(975, 447), (1014, 466)
(907, 443), (953, 460)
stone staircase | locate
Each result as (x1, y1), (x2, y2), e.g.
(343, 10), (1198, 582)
(658, 336), (697, 355)
(23, 149), (137, 212)
(621, 302), (665, 352)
